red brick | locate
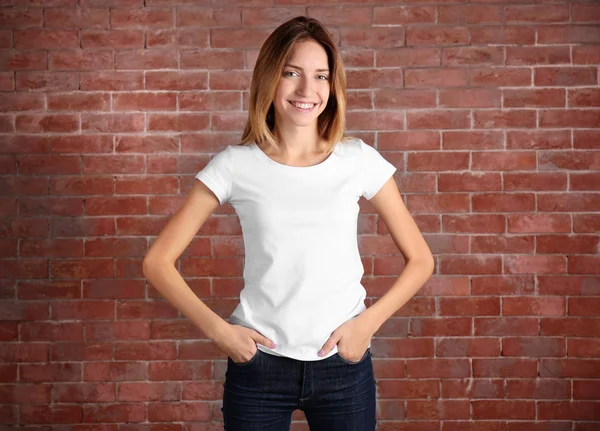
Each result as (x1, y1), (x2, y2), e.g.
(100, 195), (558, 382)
(17, 114), (79, 133)
(111, 8), (173, 29)
(407, 194), (470, 213)
(20, 363), (82, 383)
(46, 7), (108, 28)
(541, 359), (600, 379)
(181, 49), (245, 69)
(83, 403), (146, 423)
(115, 341), (177, 360)
(406, 26), (469, 46)
(80, 71), (144, 91)
(378, 380), (437, 400)
(475, 317), (538, 336)
(17, 280), (80, 300)
(573, 45), (600, 65)
(118, 382), (180, 401)
(407, 358), (470, 378)
(0, 343), (48, 363)
(20, 239), (83, 258)
(470, 26), (535, 45)
(405, 68), (468, 87)
(53, 383), (115, 403)
(539, 193), (600, 212)
(340, 27), (405, 48)
(21, 322), (83, 342)
(569, 339), (600, 359)
(51, 217), (115, 237)
(471, 235), (534, 254)
(538, 25), (600, 44)
(535, 67), (598, 87)
(50, 258), (114, 279)
(51, 300), (115, 320)
(439, 297), (500, 316)
(148, 361), (211, 381)
(506, 379), (570, 399)
(541, 318), (600, 338)
(147, 402), (211, 422)
(346, 111), (404, 130)
(50, 50), (113, 71)
(442, 379), (504, 399)
(374, 6), (435, 25)
(505, 5), (569, 23)
(376, 48), (439, 67)
(502, 340), (567, 358)
(0, 259), (49, 279)
(211, 28), (272, 49)
(114, 49), (178, 70)
(473, 400), (536, 419)
(82, 113), (145, 133)
(14, 29), (79, 49)
(20, 404), (82, 424)
(241, 7), (308, 28)
(0, 7), (42, 27)
(538, 235), (599, 254)
(443, 215), (505, 233)
(0, 50), (47, 71)
(440, 255), (502, 275)
(506, 46), (570, 66)
(16, 72), (79, 91)
(407, 399), (470, 420)
(82, 29), (144, 49)
(436, 337), (500, 357)
(472, 193), (535, 212)
(84, 362), (147, 382)
(0, 93), (44, 111)
(0, 384), (50, 403)
(540, 401), (600, 421)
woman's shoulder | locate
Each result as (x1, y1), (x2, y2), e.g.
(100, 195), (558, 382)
(334, 136), (366, 157)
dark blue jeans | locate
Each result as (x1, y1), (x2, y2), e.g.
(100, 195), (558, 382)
(221, 347), (376, 430)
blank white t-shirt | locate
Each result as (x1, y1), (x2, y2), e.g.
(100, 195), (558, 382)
(195, 138), (396, 361)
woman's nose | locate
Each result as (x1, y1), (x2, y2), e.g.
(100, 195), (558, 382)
(296, 77), (312, 96)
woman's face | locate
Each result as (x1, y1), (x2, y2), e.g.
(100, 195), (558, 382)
(272, 39), (331, 131)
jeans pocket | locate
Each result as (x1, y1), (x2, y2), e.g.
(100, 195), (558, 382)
(336, 347), (370, 365)
(230, 347), (261, 367)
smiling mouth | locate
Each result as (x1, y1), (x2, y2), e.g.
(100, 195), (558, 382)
(289, 101), (317, 111)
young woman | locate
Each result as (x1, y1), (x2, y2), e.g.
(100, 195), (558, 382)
(143, 16), (434, 431)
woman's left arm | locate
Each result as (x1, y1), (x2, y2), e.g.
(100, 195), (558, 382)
(358, 175), (435, 334)
(318, 176), (434, 357)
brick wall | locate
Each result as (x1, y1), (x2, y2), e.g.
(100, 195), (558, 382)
(1, 0), (599, 429)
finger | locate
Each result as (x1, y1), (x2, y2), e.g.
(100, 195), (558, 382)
(251, 331), (277, 349)
(318, 336), (339, 356)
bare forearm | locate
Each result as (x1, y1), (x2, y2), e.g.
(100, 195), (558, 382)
(142, 259), (227, 341)
(360, 258), (435, 334)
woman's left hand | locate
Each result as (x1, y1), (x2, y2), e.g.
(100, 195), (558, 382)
(317, 314), (375, 361)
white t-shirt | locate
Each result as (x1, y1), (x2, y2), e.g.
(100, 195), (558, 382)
(195, 138), (396, 361)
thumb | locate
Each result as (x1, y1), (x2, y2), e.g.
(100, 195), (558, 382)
(250, 331), (277, 349)
(318, 334), (340, 357)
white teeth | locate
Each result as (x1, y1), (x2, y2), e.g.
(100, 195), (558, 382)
(291, 101), (315, 110)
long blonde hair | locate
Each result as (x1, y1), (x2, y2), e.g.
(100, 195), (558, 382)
(240, 16), (347, 155)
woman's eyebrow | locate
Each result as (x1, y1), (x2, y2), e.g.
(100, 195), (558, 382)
(284, 63), (329, 73)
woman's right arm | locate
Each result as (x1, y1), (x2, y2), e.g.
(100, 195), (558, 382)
(142, 180), (276, 361)
(142, 180), (226, 341)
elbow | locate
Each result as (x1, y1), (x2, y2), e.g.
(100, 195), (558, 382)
(408, 253), (435, 277)
(142, 253), (171, 279)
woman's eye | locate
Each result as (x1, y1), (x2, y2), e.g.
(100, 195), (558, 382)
(318, 75), (329, 80)
(284, 71), (298, 77)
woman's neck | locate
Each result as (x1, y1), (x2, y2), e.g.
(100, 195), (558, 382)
(271, 124), (324, 157)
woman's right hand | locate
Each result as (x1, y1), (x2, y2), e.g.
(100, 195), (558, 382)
(212, 323), (277, 364)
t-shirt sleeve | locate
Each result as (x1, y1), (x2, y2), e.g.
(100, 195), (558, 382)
(359, 140), (397, 200)
(194, 146), (233, 205)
